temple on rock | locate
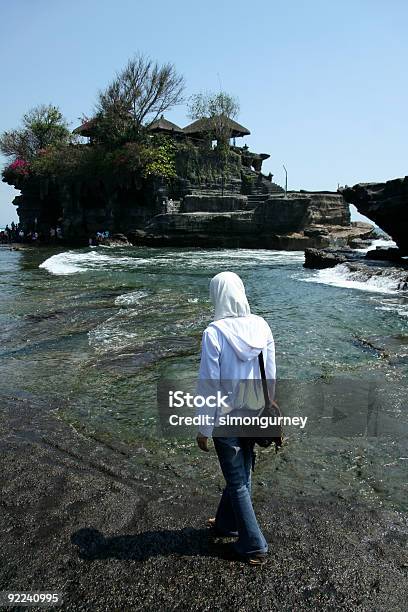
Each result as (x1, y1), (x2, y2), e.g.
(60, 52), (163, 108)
(72, 115), (270, 173)
(4, 113), (373, 249)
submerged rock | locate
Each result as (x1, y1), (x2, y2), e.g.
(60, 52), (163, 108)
(100, 233), (130, 246)
(345, 261), (408, 291)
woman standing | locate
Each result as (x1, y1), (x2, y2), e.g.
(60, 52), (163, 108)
(196, 271), (276, 565)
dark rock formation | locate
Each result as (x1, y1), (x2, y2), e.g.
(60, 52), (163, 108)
(341, 177), (408, 254)
(100, 233), (131, 246)
(135, 198), (373, 250)
(304, 248), (347, 269)
(365, 247), (402, 262)
(304, 246), (375, 269)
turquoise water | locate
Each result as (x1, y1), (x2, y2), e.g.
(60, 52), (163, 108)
(0, 244), (407, 509)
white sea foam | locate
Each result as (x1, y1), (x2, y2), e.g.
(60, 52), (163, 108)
(87, 311), (140, 353)
(39, 248), (304, 275)
(115, 290), (149, 306)
(39, 250), (122, 275)
(376, 305), (408, 317)
(301, 263), (402, 295)
(370, 296), (408, 318)
(355, 238), (397, 253)
(88, 324), (139, 353)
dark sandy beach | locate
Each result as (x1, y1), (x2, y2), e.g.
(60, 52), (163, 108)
(1, 392), (407, 611)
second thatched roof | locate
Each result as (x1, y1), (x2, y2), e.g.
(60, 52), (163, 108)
(183, 117), (250, 138)
(148, 116), (183, 133)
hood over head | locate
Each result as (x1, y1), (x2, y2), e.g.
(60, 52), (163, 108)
(209, 271), (251, 320)
(208, 272), (271, 361)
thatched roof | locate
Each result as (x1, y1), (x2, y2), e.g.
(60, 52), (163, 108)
(148, 116), (183, 133)
(72, 119), (97, 136)
(183, 117), (250, 138)
(73, 115), (184, 137)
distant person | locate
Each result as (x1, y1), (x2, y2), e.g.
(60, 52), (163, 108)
(196, 271), (276, 566)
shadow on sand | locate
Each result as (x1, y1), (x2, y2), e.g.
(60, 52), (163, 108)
(71, 527), (231, 561)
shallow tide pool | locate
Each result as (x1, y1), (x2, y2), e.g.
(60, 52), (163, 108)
(0, 244), (407, 510)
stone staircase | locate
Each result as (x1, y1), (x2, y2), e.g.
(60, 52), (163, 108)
(176, 171), (284, 213)
(244, 170), (284, 209)
(246, 193), (271, 209)
(188, 188), (236, 196)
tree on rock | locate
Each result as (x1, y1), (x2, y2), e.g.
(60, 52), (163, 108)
(188, 91), (240, 148)
(188, 91), (240, 193)
(0, 105), (70, 160)
(95, 54), (185, 146)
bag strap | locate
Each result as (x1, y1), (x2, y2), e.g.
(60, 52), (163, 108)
(258, 351), (270, 405)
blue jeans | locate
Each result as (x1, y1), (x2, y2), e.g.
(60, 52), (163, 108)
(213, 436), (268, 556)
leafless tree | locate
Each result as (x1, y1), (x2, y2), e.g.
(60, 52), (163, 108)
(188, 91), (240, 146)
(97, 54), (185, 131)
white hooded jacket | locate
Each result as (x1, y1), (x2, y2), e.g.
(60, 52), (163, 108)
(197, 272), (276, 437)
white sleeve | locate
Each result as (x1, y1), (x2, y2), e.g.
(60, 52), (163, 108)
(265, 333), (276, 380)
(265, 333), (276, 401)
(198, 327), (221, 380)
(196, 327), (221, 437)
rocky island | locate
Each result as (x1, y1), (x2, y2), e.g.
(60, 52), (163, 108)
(2, 104), (374, 250)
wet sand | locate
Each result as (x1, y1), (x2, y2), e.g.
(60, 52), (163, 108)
(0, 393), (407, 611)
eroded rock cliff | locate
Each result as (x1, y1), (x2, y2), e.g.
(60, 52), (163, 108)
(134, 192), (373, 250)
(341, 177), (408, 254)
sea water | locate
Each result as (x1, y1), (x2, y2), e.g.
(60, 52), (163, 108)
(0, 242), (407, 509)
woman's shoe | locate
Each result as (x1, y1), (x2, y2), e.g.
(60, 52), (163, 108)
(247, 552), (267, 566)
(217, 542), (268, 565)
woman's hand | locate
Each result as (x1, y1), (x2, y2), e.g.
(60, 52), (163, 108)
(196, 434), (209, 452)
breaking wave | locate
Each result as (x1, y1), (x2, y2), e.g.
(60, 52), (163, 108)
(302, 263), (405, 295)
(355, 238), (397, 253)
(39, 250), (135, 275)
(39, 247), (305, 275)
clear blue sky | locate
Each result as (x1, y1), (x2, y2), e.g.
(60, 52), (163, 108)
(1, 0), (407, 226)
